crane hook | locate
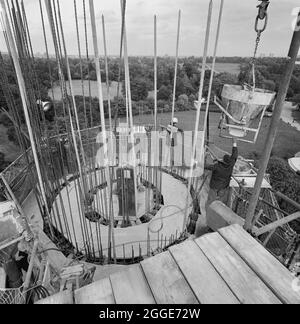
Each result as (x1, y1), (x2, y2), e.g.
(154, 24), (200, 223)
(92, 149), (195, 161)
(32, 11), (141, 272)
(257, 0), (270, 20)
(255, 1), (270, 33)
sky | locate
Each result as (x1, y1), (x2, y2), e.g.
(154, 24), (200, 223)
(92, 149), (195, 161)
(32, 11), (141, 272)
(1, 0), (300, 57)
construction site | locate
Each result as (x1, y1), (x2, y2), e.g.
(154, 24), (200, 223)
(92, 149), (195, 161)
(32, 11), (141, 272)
(0, 0), (300, 305)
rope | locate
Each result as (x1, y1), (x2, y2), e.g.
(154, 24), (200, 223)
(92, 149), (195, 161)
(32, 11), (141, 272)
(82, 0), (93, 128)
(170, 10), (181, 125)
(120, 0), (139, 227)
(154, 15), (158, 132)
(183, 0), (213, 231)
(74, 0), (88, 129)
(164, 10), (181, 169)
(89, 0), (116, 262)
(204, 0), (224, 143)
(45, 0), (91, 248)
(39, 0), (82, 251)
(55, 0), (87, 170)
(101, 15), (113, 135)
(113, 0), (127, 130)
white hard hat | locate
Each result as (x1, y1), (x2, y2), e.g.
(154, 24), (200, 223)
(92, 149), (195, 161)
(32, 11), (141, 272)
(37, 99), (51, 112)
(172, 117), (178, 124)
(43, 102), (51, 112)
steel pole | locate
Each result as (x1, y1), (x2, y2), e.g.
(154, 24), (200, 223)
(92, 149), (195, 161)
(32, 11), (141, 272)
(244, 10), (300, 231)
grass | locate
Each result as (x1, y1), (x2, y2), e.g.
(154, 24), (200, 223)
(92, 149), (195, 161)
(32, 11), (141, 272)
(292, 107), (300, 122)
(50, 80), (122, 101)
(122, 110), (300, 160)
(207, 63), (241, 76)
(53, 80), (154, 100)
(1, 100), (299, 168)
(50, 62), (241, 101)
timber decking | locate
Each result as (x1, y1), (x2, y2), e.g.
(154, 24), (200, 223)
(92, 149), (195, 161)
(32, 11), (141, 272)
(36, 224), (300, 304)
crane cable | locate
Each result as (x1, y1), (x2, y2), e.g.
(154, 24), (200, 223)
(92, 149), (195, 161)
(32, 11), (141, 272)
(249, 0), (270, 91)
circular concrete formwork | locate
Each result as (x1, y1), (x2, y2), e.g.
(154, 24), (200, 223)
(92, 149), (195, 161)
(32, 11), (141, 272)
(50, 169), (192, 259)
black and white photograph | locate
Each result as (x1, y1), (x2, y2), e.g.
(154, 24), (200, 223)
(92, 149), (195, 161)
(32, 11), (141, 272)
(0, 0), (300, 307)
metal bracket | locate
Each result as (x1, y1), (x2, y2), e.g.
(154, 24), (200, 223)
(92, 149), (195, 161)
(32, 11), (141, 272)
(214, 96), (268, 144)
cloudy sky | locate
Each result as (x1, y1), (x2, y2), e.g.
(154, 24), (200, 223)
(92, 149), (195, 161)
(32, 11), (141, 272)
(1, 0), (300, 57)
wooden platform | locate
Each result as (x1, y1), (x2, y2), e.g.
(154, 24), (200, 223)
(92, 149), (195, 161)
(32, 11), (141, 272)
(36, 224), (300, 304)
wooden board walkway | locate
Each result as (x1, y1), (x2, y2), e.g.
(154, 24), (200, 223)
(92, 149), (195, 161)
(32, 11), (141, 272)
(36, 224), (300, 304)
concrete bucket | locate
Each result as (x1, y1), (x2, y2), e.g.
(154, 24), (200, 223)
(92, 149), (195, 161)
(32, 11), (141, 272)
(219, 84), (276, 140)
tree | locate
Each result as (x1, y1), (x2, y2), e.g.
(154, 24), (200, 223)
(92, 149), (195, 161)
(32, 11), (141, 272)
(0, 152), (9, 172)
(89, 70), (97, 81)
(157, 85), (171, 100)
(122, 78), (148, 102)
(175, 77), (186, 97)
(177, 94), (190, 111)
(189, 94), (196, 106)
(183, 60), (198, 79)
(262, 79), (276, 92)
(182, 74), (195, 95)
(289, 75), (300, 95)
(292, 94), (300, 106)
(212, 72), (238, 97)
(132, 78), (148, 101)
(238, 64), (264, 88)
(267, 157), (300, 221)
(7, 126), (19, 146)
(178, 94), (189, 107)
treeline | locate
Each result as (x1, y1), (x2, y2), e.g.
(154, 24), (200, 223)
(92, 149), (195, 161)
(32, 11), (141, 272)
(239, 57), (300, 103)
(1, 55), (300, 147)
(267, 157), (300, 233)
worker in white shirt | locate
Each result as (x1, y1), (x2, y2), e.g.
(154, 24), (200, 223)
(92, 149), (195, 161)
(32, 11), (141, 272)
(166, 117), (183, 168)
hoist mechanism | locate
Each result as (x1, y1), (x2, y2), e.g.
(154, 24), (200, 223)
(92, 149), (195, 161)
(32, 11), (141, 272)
(214, 0), (276, 144)
(214, 85), (276, 143)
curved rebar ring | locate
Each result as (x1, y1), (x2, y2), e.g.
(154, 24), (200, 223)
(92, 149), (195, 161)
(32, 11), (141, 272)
(147, 204), (184, 234)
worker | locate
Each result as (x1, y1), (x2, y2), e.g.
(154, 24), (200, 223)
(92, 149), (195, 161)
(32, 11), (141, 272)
(166, 117), (183, 168)
(205, 138), (238, 206)
(36, 99), (54, 122)
(166, 117), (183, 146)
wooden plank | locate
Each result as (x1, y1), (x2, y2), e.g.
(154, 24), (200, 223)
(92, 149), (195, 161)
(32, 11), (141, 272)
(195, 232), (281, 304)
(218, 224), (300, 304)
(110, 264), (155, 304)
(75, 277), (115, 304)
(141, 251), (198, 304)
(169, 240), (240, 304)
(35, 290), (73, 304)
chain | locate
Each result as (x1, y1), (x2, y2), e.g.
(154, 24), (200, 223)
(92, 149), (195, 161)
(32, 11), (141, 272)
(249, 1), (270, 88)
(253, 1), (270, 59)
(252, 30), (262, 62)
